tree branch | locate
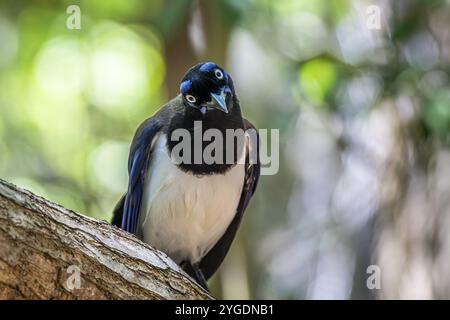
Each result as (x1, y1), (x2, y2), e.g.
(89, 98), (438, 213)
(0, 179), (212, 300)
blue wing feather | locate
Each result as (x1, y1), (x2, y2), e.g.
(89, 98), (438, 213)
(120, 120), (161, 234)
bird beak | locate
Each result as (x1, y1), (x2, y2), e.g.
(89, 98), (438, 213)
(210, 90), (228, 113)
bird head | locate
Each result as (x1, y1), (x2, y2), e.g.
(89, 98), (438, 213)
(180, 62), (234, 114)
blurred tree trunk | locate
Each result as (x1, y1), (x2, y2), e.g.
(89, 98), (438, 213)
(163, 0), (232, 97)
(0, 179), (211, 300)
(371, 0), (450, 300)
(373, 100), (442, 299)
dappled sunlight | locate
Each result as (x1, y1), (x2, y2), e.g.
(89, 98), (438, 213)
(88, 22), (164, 113)
(88, 140), (129, 194)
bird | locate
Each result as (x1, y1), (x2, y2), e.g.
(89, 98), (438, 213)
(111, 61), (260, 291)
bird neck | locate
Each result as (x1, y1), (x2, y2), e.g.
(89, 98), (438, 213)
(166, 95), (245, 175)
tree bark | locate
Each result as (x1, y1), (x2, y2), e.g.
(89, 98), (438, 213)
(0, 179), (212, 300)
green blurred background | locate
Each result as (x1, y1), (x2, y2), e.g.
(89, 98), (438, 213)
(1, 0), (450, 299)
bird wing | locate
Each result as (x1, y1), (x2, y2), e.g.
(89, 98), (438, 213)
(198, 118), (261, 280)
(112, 117), (163, 235)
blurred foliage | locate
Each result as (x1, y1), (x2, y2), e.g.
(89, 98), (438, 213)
(299, 58), (336, 106)
(1, 0), (450, 299)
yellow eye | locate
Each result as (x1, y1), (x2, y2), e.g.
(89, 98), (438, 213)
(185, 94), (196, 103)
(214, 69), (224, 79)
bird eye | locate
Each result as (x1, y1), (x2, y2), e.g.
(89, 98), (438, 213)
(185, 94), (197, 103)
(214, 69), (224, 79)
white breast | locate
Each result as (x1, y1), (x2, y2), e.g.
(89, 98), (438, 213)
(140, 134), (245, 264)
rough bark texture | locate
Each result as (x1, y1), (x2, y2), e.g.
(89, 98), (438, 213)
(0, 179), (212, 300)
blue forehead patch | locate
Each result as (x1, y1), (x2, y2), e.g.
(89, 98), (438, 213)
(199, 62), (216, 72)
(180, 79), (192, 93)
